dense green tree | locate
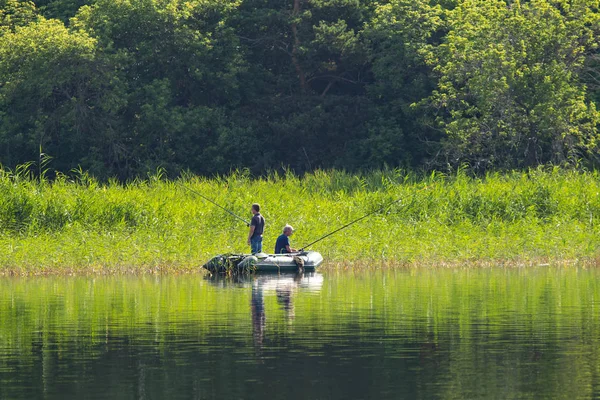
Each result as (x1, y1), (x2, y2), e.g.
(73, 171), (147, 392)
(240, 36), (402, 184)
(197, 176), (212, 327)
(429, 0), (600, 170)
(71, 0), (246, 176)
(0, 17), (122, 174)
(0, 0), (38, 31)
(1, 0), (600, 177)
(224, 0), (379, 172)
(232, 0), (372, 96)
(33, 0), (92, 24)
(363, 0), (445, 167)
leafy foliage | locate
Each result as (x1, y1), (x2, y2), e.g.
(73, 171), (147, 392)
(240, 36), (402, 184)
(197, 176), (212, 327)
(0, 0), (600, 177)
(430, 0), (600, 169)
(0, 17), (123, 175)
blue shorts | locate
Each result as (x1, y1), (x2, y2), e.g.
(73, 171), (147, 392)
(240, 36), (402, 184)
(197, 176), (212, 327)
(250, 236), (263, 254)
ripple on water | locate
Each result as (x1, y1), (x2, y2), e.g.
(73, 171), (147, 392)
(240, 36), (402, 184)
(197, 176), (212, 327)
(0, 268), (600, 399)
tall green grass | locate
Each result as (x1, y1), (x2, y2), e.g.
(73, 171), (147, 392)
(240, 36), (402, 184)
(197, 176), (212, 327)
(0, 166), (598, 274)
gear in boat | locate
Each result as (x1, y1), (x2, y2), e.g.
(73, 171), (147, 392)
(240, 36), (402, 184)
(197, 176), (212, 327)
(203, 251), (323, 274)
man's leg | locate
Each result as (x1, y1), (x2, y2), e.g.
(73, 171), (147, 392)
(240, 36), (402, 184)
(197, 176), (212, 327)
(255, 236), (263, 253)
(251, 236), (263, 254)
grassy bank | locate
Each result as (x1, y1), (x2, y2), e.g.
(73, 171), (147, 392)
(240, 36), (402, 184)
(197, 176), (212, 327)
(0, 167), (598, 274)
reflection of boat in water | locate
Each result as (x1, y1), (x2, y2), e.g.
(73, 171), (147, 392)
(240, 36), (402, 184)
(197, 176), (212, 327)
(203, 252), (324, 274)
(204, 272), (324, 292)
(253, 272), (324, 294)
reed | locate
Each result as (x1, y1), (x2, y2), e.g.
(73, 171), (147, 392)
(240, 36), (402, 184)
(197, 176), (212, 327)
(0, 166), (598, 274)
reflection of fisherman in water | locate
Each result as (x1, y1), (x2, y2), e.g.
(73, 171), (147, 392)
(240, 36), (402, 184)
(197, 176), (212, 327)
(251, 272), (308, 353)
(204, 272), (323, 356)
(275, 273), (305, 321)
(251, 278), (266, 350)
(276, 286), (294, 320)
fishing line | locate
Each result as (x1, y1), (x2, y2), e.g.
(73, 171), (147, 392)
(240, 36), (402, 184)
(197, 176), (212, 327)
(180, 183), (251, 226)
(299, 186), (430, 251)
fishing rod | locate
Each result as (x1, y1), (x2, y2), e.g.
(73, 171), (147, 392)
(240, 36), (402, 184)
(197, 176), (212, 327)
(180, 184), (251, 226)
(300, 197), (407, 251)
(299, 186), (429, 251)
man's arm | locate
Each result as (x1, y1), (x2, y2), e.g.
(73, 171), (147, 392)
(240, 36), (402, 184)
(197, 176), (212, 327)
(247, 225), (255, 245)
(285, 236), (296, 253)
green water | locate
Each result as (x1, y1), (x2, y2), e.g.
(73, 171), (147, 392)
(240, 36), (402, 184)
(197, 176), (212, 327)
(1, 267), (599, 399)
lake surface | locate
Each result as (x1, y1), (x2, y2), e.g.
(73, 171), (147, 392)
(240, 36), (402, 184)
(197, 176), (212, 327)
(1, 267), (600, 399)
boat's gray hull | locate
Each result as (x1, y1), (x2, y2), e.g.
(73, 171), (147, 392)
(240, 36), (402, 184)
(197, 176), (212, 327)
(253, 252), (323, 272)
(203, 251), (323, 273)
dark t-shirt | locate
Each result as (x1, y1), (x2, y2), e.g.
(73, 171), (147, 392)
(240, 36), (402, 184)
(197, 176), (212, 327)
(250, 213), (265, 237)
(274, 234), (290, 254)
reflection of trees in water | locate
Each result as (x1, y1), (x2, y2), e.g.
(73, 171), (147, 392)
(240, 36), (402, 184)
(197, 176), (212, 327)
(5, 270), (600, 399)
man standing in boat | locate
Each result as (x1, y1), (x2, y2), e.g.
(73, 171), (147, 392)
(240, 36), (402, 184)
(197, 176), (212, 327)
(275, 225), (297, 254)
(247, 203), (265, 254)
